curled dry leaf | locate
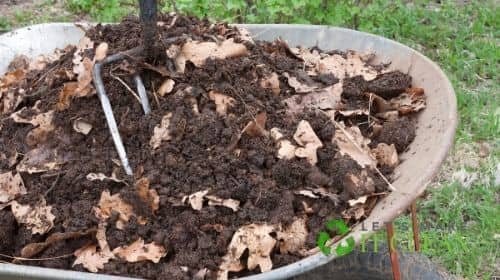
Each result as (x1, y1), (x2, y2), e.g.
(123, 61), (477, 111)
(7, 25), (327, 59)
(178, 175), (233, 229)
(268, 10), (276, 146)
(242, 112), (268, 137)
(298, 187), (340, 205)
(260, 72), (280, 94)
(318, 51), (378, 81)
(295, 190), (319, 199)
(270, 128), (297, 160)
(10, 106), (55, 146)
(284, 83), (343, 115)
(73, 118), (93, 135)
(206, 195), (240, 212)
(283, 73), (317, 93)
(21, 228), (96, 258)
(175, 39), (249, 73)
(293, 120), (323, 165)
(0, 172), (26, 204)
(10, 198), (55, 235)
(219, 224), (277, 279)
(86, 172), (126, 184)
(209, 91), (235, 116)
(371, 143), (399, 168)
(333, 122), (376, 168)
(276, 218), (308, 254)
(158, 79), (175, 96)
(94, 190), (135, 229)
(136, 178), (160, 212)
(16, 147), (66, 174)
(182, 189), (209, 211)
(93, 42), (109, 62)
(150, 112), (173, 149)
(112, 238), (167, 263)
(342, 204), (365, 221)
(390, 87), (426, 115)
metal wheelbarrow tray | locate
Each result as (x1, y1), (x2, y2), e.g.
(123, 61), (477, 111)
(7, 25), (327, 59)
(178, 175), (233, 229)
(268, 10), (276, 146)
(0, 23), (457, 280)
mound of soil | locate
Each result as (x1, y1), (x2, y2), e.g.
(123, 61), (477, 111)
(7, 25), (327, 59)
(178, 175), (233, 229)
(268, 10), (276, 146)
(0, 15), (426, 279)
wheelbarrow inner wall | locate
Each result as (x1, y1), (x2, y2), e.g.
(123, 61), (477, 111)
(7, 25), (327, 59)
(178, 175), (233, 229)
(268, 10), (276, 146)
(0, 23), (457, 280)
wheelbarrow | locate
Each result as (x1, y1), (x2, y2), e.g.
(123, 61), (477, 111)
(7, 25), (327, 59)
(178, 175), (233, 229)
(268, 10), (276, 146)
(0, 6), (457, 280)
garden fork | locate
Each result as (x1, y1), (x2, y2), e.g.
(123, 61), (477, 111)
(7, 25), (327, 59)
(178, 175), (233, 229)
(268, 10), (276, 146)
(92, 0), (158, 176)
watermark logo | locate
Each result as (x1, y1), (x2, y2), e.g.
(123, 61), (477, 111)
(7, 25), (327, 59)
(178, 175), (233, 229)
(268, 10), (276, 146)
(316, 219), (355, 256)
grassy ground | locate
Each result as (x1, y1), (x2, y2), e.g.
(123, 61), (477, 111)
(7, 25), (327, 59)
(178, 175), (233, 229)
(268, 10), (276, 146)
(1, 0), (498, 279)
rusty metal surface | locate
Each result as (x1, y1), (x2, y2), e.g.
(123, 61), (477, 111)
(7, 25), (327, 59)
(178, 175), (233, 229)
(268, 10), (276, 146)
(0, 23), (458, 280)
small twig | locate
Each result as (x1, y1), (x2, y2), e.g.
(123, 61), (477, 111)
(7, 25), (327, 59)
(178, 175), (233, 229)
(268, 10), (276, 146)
(43, 173), (61, 197)
(109, 71), (141, 103)
(151, 81), (160, 108)
(0, 253), (73, 261)
(40, 171), (66, 179)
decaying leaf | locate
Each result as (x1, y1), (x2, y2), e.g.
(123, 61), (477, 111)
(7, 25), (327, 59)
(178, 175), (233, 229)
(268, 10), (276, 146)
(283, 72), (318, 93)
(347, 195), (368, 207)
(276, 218), (308, 254)
(10, 106), (55, 145)
(371, 143), (398, 168)
(284, 83), (343, 114)
(10, 198), (55, 235)
(344, 170), (375, 198)
(209, 91), (235, 116)
(0, 172), (26, 204)
(73, 118), (93, 135)
(94, 190), (135, 229)
(270, 128), (297, 160)
(150, 112), (173, 149)
(296, 187), (339, 205)
(219, 224), (277, 279)
(293, 120), (323, 165)
(175, 39), (249, 72)
(56, 82), (79, 110)
(136, 178), (160, 212)
(242, 112), (268, 137)
(94, 42), (109, 62)
(86, 172), (126, 184)
(73, 224), (113, 273)
(260, 72), (280, 94)
(390, 87), (426, 115)
(295, 190), (319, 199)
(206, 195), (240, 212)
(333, 122), (376, 168)
(182, 189), (209, 211)
(342, 204), (365, 221)
(158, 79), (175, 96)
(16, 147), (66, 174)
(112, 238), (167, 263)
(21, 229), (96, 258)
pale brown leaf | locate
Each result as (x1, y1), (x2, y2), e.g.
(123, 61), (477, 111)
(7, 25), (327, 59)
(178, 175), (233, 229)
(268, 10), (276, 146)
(390, 87), (426, 115)
(182, 189), (209, 211)
(260, 72), (280, 94)
(150, 112), (173, 149)
(94, 190), (135, 229)
(112, 238), (167, 263)
(73, 118), (93, 135)
(344, 170), (375, 198)
(206, 195), (240, 212)
(73, 244), (113, 273)
(16, 147), (65, 174)
(242, 112), (268, 137)
(270, 128), (297, 160)
(293, 120), (323, 165)
(94, 43), (109, 62)
(371, 143), (399, 168)
(277, 218), (308, 254)
(0, 172), (26, 204)
(333, 122), (376, 168)
(10, 198), (55, 235)
(283, 72), (317, 93)
(209, 91), (235, 116)
(158, 79), (175, 96)
(136, 178), (160, 212)
(86, 172), (126, 184)
(284, 83), (343, 115)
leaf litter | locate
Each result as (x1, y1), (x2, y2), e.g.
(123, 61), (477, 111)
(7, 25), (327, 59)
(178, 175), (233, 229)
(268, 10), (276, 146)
(0, 15), (426, 279)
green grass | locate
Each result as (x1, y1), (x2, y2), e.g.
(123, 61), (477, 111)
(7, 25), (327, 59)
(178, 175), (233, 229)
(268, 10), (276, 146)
(4, 0), (499, 278)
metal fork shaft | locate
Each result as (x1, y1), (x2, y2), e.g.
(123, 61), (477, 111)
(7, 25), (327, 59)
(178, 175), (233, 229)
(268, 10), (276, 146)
(139, 0), (158, 58)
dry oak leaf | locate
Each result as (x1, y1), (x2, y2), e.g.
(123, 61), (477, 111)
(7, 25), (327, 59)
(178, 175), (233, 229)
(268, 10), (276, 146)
(284, 83), (343, 115)
(112, 238), (167, 263)
(136, 178), (160, 212)
(21, 228), (96, 258)
(371, 143), (399, 168)
(73, 244), (114, 273)
(205, 195), (240, 212)
(270, 128), (297, 160)
(242, 112), (268, 137)
(390, 87), (426, 115)
(277, 218), (308, 254)
(10, 105), (55, 145)
(347, 195), (368, 207)
(73, 118), (93, 135)
(318, 51), (378, 81)
(344, 170), (375, 198)
(158, 79), (175, 96)
(10, 198), (55, 235)
(218, 224), (277, 280)
(150, 112), (173, 149)
(209, 91), (235, 116)
(333, 122), (376, 168)
(175, 39), (249, 73)
(16, 147), (66, 174)
(293, 120), (323, 165)
(94, 190), (135, 230)
(260, 72), (280, 94)
(0, 172), (26, 204)
(283, 72), (318, 93)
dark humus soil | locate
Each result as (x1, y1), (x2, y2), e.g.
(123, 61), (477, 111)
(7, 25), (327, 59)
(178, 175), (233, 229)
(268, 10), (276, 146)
(0, 15), (426, 279)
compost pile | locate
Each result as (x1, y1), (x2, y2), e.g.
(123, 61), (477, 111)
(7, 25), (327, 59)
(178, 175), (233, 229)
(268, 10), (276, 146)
(0, 15), (426, 279)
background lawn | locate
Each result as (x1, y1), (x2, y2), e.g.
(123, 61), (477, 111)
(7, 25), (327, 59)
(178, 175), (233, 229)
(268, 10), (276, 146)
(1, 0), (498, 279)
